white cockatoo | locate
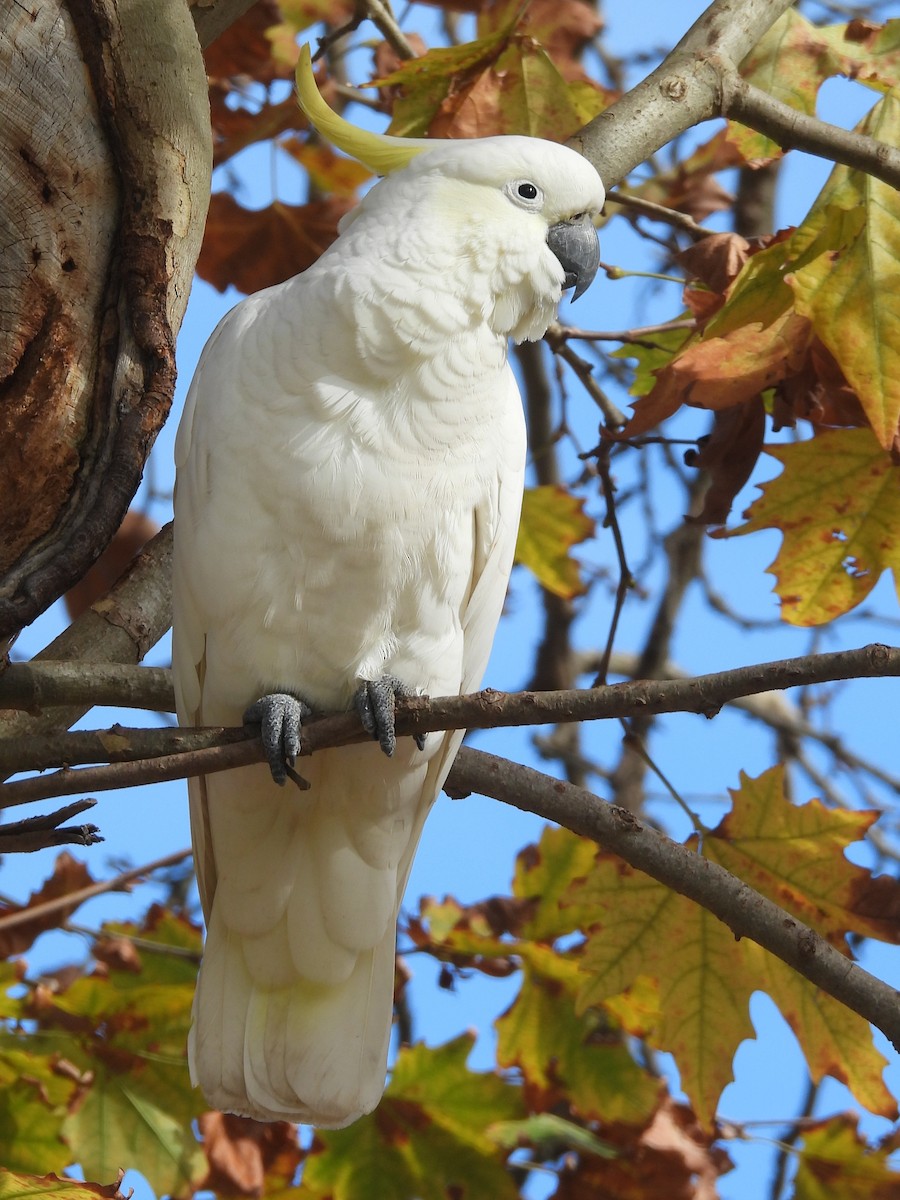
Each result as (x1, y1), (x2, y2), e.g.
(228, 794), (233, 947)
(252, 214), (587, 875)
(173, 46), (605, 1127)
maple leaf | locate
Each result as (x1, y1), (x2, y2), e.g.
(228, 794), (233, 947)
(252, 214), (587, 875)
(571, 767), (899, 1126)
(787, 91), (900, 447)
(514, 485), (594, 599)
(792, 1115), (900, 1199)
(729, 427), (900, 625)
(0, 854), (95, 959)
(376, 26), (606, 141)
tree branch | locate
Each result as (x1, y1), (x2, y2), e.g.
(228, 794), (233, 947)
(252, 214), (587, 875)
(0, 662), (173, 715)
(0, 800), (102, 854)
(451, 747), (900, 1052)
(572, 0), (796, 186)
(2, 644), (898, 806)
(722, 74), (900, 189)
(0, 849), (191, 936)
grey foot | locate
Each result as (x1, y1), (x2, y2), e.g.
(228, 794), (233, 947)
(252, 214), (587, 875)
(243, 692), (312, 786)
(354, 676), (426, 757)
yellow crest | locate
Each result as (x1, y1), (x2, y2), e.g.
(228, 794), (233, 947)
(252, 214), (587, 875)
(296, 45), (434, 175)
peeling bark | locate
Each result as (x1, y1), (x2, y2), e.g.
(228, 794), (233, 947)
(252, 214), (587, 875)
(0, 0), (211, 640)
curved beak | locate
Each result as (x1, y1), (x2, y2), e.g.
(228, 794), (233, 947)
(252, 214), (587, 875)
(547, 213), (600, 301)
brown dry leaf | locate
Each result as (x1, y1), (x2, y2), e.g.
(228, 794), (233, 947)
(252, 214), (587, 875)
(197, 194), (353, 294)
(774, 338), (869, 431)
(0, 854), (95, 959)
(210, 93), (308, 170)
(203, 0), (289, 85)
(687, 397), (766, 525)
(478, 0), (605, 82)
(65, 510), (158, 620)
(677, 233), (752, 295)
(91, 937), (142, 975)
(552, 1098), (732, 1199)
(198, 1112), (303, 1197)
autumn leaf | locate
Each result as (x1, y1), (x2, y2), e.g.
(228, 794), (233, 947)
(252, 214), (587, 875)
(729, 427), (900, 625)
(0, 1171), (129, 1200)
(515, 486), (594, 598)
(197, 194), (353, 295)
(787, 91), (900, 446)
(197, 1113), (304, 1199)
(377, 28), (606, 141)
(572, 767), (899, 1125)
(793, 1115), (900, 1199)
(0, 854), (95, 959)
(302, 1036), (523, 1200)
(708, 767), (900, 947)
(550, 1099), (733, 1199)
(729, 10), (842, 162)
(280, 139), (372, 196)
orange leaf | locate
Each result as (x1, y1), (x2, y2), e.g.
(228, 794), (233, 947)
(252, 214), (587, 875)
(197, 194), (353, 295)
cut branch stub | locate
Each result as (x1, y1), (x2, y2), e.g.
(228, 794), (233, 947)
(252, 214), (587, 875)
(0, 0), (212, 641)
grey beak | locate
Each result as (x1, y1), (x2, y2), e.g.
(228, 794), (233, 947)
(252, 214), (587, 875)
(547, 213), (600, 301)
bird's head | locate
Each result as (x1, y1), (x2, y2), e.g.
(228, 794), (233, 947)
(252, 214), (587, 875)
(297, 47), (605, 343)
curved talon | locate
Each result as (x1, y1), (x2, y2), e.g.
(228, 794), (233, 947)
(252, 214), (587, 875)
(354, 675), (426, 757)
(244, 692), (312, 785)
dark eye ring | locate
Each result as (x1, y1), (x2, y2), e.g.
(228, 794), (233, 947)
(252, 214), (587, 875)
(517, 182), (539, 200)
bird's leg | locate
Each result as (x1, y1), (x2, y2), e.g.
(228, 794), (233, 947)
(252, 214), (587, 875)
(243, 692), (313, 786)
(354, 676), (427, 757)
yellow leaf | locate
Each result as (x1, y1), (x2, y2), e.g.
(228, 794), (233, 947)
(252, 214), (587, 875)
(730, 427), (900, 625)
(515, 485), (594, 598)
(787, 92), (900, 445)
(572, 767), (900, 1125)
(793, 1115), (900, 1198)
(709, 766), (900, 946)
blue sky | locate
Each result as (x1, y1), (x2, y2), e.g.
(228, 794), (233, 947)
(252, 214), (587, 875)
(6, 2), (900, 1196)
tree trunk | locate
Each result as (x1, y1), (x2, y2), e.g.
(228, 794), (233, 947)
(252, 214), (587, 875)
(0, 0), (211, 643)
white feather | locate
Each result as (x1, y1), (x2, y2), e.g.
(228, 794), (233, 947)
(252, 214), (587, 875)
(173, 134), (604, 1126)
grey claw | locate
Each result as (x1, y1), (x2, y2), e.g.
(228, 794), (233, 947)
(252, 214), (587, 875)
(354, 676), (426, 758)
(244, 692), (311, 785)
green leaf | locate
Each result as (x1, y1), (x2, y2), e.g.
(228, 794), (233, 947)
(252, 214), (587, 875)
(303, 1036), (523, 1200)
(486, 1112), (617, 1158)
(0, 1170), (124, 1200)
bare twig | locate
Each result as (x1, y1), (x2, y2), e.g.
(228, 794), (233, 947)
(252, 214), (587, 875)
(451, 747), (900, 1052)
(0, 849), (192, 936)
(606, 190), (714, 239)
(0, 800), (102, 854)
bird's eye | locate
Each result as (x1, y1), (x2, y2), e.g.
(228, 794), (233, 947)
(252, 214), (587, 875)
(505, 179), (544, 209)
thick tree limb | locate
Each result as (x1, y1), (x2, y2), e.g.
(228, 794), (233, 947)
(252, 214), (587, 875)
(0, 525), (173, 761)
(451, 747), (900, 1053)
(0, 663), (173, 716)
(572, 0), (796, 186)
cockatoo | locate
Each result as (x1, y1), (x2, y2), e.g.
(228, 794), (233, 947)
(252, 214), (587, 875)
(173, 46), (604, 1127)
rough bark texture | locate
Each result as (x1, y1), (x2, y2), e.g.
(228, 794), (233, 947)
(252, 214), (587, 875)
(0, 0), (211, 642)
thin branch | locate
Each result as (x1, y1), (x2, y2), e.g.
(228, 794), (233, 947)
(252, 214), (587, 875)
(450, 747), (900, 1052)
(0, 800), (102, 854)
(722, 74), (900, 190)
(0, 849), (192, 936)
(2, 644), (899, 807)
(606, 190), (714, 239)
(550, 318), (697, 345)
